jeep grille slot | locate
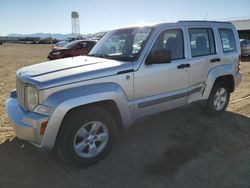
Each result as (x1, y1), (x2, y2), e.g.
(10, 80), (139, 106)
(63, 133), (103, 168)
(16, 78), (26, 110)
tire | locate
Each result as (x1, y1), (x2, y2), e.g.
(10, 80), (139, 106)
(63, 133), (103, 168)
(205, 82), (230, 116)
(57, 106), (116, 167)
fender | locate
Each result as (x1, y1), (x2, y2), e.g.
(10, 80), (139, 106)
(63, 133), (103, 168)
(40, 83), (133, 151)
(202, 64), (235, 100)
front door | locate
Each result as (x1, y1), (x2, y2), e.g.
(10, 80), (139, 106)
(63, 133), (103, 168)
(133, 28), (190, 119)
(74, 41), (88, 56)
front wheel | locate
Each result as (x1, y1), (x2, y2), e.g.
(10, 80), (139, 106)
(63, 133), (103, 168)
(205, 83), (230, 116)
(57, 106), (116, 167)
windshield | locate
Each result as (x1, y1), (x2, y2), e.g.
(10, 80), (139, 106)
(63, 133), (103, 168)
(63, 40), (79, 49)
(88, 27), (153, 61)
(56, 41), (69, 47)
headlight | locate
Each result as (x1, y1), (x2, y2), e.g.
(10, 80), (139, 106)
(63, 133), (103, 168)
(52, 51), (61, 55)
(26, 85), (39, 111)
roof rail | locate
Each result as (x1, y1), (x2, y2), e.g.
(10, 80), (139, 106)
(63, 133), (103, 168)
(178, 20), (231, 24)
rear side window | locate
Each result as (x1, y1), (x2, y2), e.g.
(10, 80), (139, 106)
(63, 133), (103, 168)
(152, 29), (184, 60)
(189, 28), (216, 57)
(219, 29), (236, 53)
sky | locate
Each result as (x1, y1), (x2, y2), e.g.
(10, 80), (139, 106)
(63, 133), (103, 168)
(0, 0), (250, 36)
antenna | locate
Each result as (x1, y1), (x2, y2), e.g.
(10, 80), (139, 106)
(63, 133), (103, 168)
(204, 12), (208, 21)
(71, 11), (80, 38)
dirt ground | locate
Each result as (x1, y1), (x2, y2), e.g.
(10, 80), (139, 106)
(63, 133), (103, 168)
(0, 43), (250, 188)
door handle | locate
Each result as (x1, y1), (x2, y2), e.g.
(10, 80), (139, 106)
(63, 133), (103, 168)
(177, 64), (190, 69)
(210, 58), (221, 63)
(177, 64), (186, 69)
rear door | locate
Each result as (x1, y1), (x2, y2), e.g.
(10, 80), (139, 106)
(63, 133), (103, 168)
(186, 26), (219, 103)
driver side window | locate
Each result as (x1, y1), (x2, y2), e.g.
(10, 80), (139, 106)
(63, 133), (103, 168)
(151, 29), (184, 60)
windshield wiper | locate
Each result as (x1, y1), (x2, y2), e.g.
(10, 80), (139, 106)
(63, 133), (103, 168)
(107, 55), (134, 61)
(87, 54), (111, 58)
(88, 54), (134, 61)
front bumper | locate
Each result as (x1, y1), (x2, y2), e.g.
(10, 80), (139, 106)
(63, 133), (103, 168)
(235, 72), (242, 88)
(47, 53), (63, 60)
(5, 93), (49, 146)
(47, 54), (58, 60)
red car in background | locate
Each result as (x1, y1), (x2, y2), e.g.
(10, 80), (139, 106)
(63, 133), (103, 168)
(48, 40), (96, 60)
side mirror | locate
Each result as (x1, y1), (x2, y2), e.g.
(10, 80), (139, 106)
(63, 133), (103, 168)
(145, 50), (172, 65)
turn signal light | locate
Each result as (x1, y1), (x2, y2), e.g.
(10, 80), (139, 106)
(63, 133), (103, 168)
(40, 121), (48, 135)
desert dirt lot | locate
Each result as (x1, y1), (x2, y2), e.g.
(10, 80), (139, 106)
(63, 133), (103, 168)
(0, 43), (250, 188)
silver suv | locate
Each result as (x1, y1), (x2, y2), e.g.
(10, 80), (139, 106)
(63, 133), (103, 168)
(6, 21), (242, 166)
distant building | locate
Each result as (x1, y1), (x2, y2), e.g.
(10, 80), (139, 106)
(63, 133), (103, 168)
(230, 19), (250, 39)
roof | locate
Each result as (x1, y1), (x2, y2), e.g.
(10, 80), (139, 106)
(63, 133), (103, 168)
(178, 20), (231, 24)
(114, 20), (234, 31)
(153, 20), (234, 30)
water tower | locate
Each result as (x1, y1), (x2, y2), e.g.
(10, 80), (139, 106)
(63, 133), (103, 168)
(71, 11), (80, 38)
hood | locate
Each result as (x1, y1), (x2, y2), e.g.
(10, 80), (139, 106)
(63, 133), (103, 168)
(17, 56), (133, 89)
(49, 47), (68, 53)
(51, 47), (62, 51)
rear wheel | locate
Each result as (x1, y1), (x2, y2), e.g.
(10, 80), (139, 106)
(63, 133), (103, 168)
(205, 83), (230, 116)
(57, 106), (116, 167)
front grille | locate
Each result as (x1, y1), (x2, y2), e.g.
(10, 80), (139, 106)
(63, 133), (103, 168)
(16, 78), (27, 109)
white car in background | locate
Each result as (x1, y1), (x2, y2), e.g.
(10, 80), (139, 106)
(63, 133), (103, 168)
(240, 39), (250, 56)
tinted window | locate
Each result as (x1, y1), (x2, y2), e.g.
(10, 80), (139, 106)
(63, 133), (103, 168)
(219, 29), (236, 53)
(64, 40), (79, 49)
(81, 42), (88, 48)
(189, 28), (216, 57)
(152, 29), (184, 60)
